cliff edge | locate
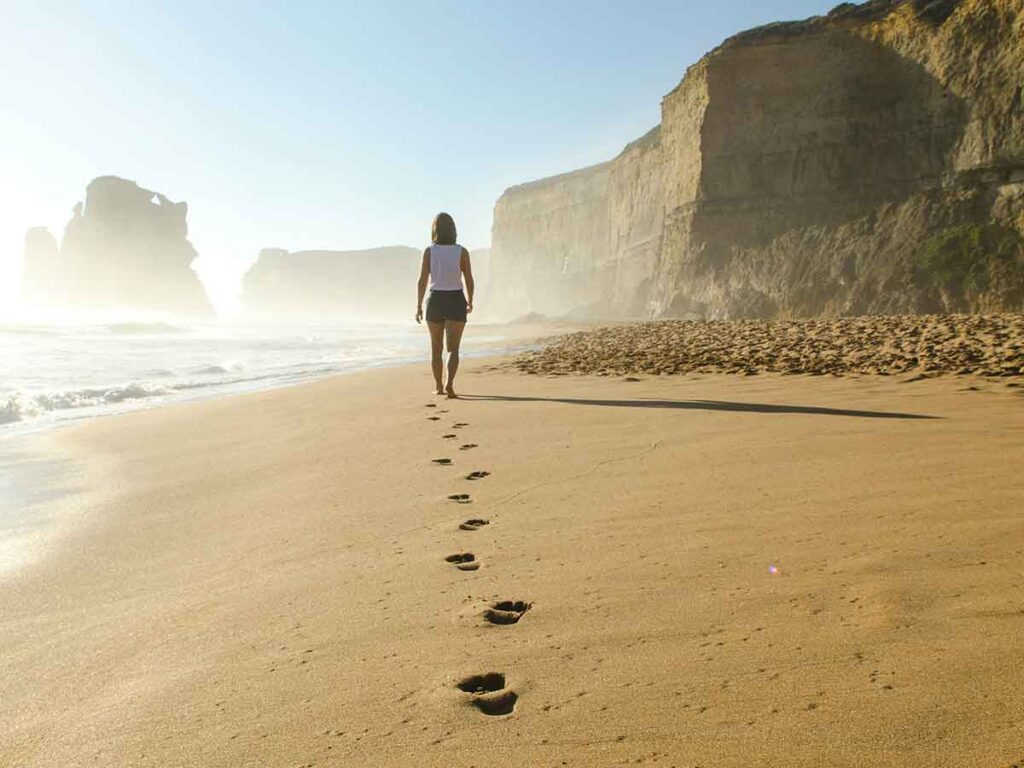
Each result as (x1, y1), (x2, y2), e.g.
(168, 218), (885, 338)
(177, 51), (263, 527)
(489, 0), (1024, 319)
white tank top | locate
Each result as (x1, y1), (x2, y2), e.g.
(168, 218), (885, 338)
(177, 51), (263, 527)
(428, 244), (464, 291)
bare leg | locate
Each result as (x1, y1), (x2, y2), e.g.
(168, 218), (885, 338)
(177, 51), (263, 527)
(444, 321), (466, 398)
(427, 321), (445, 394)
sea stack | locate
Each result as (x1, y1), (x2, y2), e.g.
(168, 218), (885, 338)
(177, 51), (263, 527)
(20, 176), (213, 316)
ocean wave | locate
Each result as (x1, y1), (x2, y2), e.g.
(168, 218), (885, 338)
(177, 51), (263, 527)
(0, 321), (189, 337)
(0, 398), (22, 425)
(169, 366), (338, 391)
(192, 361), (245, 375)
(0, 324), (62, 337)
(1, 321), (437, 432)
(34, 383), (171, 411)
(0, 383), (174, 426)
(1, 368), (327, 426)
(101, 322), (189, 335)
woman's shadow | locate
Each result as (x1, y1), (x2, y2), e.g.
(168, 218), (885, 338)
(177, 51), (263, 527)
(458, 394), (937, 420)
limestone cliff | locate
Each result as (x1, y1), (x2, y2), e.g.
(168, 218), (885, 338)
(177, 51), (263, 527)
(490, 163), (612, 316)
(242, 246), (420, 319)
(242, 246), (490, 320)
(21, 176), (213, 316)
(489, 0), (1024, 319)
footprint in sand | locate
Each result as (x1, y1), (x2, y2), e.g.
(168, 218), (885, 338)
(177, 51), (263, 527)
(459, 518), (490, 531)
(448, 493), (471, 503)
(442, 434), (457, 439)
(456, 673), (518, 715)
(453, 422), (469, 429)
(432, 458), (453, 466)
(428, 416), (441, 421)
(484, 601), (531, 625)
(425, 404), (437, 408)
(466, 471), (490, 481)
(445, 553), (480, 571)
(459, 444), (478, 451)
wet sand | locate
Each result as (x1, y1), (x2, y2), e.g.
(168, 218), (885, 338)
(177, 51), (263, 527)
(2, 356), (1023, 766)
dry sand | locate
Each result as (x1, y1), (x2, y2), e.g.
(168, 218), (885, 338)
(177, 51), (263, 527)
(515, 314), (1024, 377)
(2, 354), (1024, 766)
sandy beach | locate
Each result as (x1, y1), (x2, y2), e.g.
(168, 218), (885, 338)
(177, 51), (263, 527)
(6, 0), (1024, 762)
(3, 346), (1024, 766)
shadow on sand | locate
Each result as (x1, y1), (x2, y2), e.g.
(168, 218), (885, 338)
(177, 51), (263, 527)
(459, 395), (938, 420)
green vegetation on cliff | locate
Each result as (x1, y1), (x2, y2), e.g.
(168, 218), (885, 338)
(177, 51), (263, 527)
(921, 224), (1024, 292)
(916, 223), (1024, 308)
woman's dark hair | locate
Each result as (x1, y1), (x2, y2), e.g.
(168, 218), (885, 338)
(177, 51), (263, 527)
(431, 212), (457, 245)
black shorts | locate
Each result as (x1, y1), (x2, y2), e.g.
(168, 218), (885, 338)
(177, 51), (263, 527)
(425, 290), (467, 323)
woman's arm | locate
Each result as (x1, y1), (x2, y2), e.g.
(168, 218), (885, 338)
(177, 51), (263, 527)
(416, 248), (430, 323)
(461, 247), (474, 313)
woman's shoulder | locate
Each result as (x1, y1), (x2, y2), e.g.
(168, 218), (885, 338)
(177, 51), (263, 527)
(426, 243), (466, 254)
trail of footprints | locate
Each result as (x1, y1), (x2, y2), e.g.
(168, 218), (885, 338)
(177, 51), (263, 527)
(421, 401), (528, 717)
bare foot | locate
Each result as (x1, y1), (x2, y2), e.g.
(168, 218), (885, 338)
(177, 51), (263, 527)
(446, 387), (458, 399)
(434, 386), (444, 395)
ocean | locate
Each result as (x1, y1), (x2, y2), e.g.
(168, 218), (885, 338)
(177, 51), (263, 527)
(0, 318), (513, 435)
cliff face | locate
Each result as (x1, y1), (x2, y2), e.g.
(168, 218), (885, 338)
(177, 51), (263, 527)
(243, 246), (491, 320)
(489, 0), (1024, 319)
(21, 176), (213, 316)
(242, 246), (421, 318)
(489, 163), (612, 317)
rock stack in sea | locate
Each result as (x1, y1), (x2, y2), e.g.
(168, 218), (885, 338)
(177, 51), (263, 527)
(21, 176), (213, 316)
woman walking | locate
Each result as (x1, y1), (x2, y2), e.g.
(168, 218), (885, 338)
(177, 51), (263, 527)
(415, 212), (475, 398)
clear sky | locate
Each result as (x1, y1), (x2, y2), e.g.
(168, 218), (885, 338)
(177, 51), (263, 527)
(1, 0), (839, 313)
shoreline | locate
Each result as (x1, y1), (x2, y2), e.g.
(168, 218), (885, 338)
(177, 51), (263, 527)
(0, 443), (74, 575)
(0, 426), (114, 578)
(0, 319), (569, 438)
(1, 343), (1004, 584)
(0, 319), (574, 582)
(3, 355), (1023, 765)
